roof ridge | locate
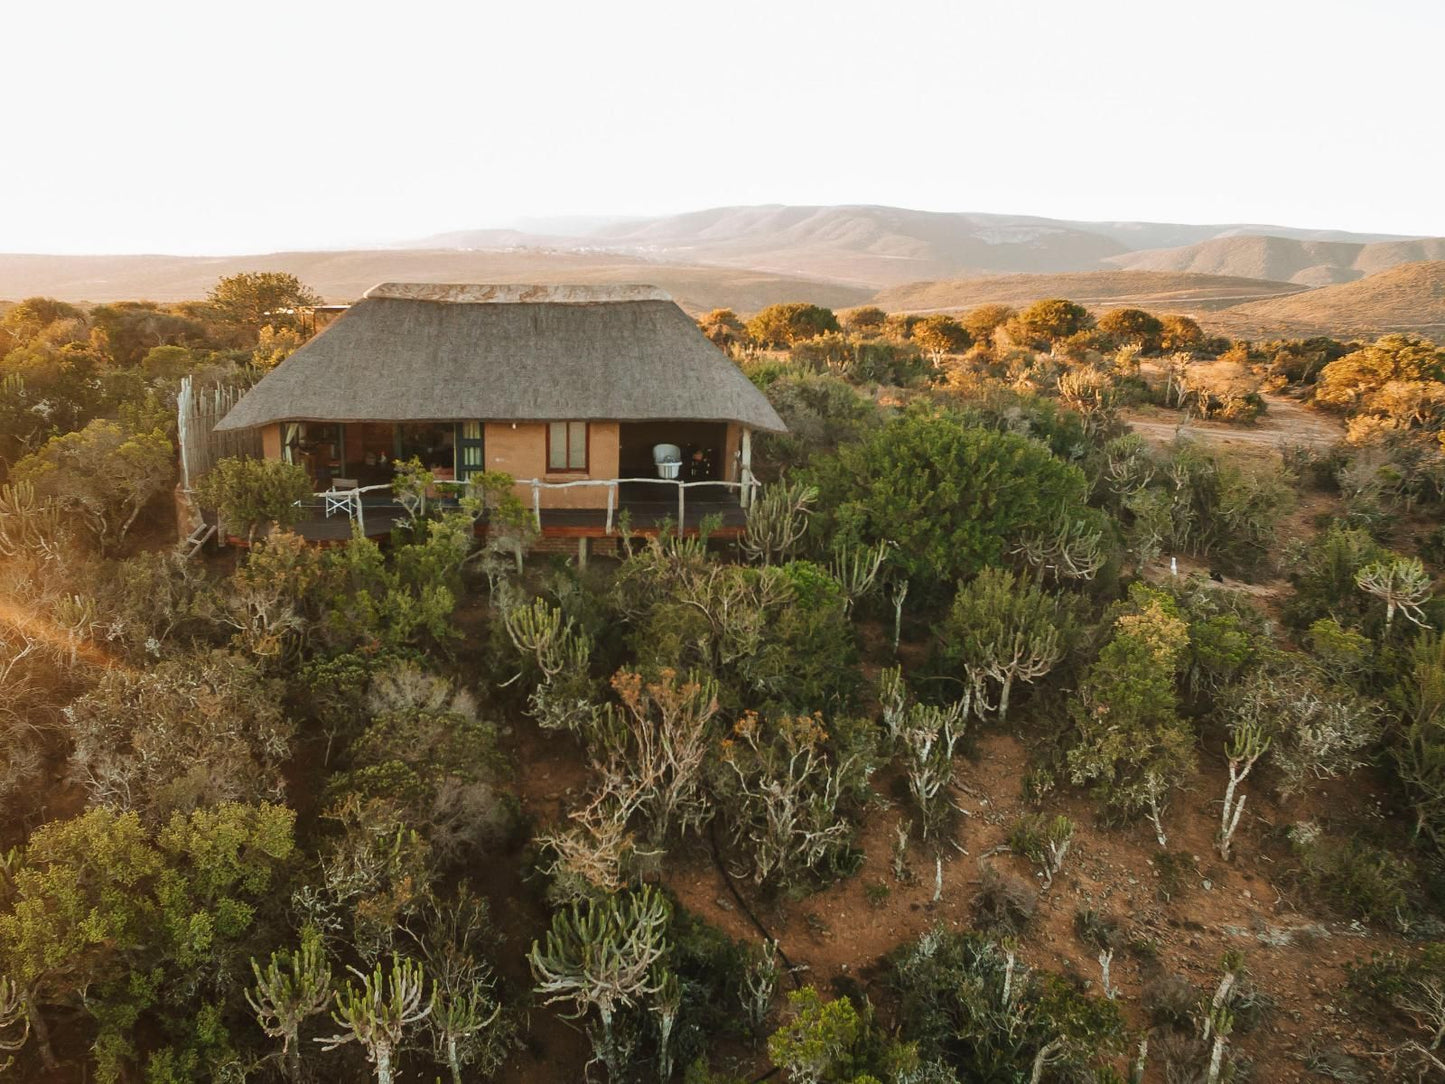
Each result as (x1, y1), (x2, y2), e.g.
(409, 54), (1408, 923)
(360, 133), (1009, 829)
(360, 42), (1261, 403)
(362, 282), (673, 304)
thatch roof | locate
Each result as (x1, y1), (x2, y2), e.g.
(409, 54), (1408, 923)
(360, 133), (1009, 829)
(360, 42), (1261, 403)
(216, 283), (785, 433)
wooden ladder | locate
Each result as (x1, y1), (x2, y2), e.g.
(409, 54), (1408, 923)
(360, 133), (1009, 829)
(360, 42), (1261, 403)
(178, 522), (216, 560)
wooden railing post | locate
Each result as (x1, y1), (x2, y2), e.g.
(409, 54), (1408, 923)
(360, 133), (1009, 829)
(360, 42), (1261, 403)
(532, 481), (542, 530)
(606, 481), (616, 534)
(740, 427), (753, 509)
(677, 480), (685, 530)
(354, 489), (365, 535)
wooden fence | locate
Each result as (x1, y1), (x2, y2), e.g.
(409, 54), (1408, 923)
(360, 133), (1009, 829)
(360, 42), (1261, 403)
(176, 375), (262, 489)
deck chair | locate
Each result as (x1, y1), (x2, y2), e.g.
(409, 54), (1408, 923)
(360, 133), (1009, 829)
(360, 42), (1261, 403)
(324, 478), (358, 518)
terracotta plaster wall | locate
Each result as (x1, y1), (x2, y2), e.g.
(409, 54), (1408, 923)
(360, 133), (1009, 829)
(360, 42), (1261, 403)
(486, 422), (620, 508)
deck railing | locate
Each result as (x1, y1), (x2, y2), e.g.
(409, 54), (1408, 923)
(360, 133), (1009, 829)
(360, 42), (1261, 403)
(302, 483), (394, 535)
(305, 475), (760, 536)
(514, 475), (760, 533)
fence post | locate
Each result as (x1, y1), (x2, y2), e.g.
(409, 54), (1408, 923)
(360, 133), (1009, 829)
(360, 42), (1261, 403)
(354, 489), (365, 536)
(677, 481), (685, 531)
(740, 427), (753, 509)
(532, 481), (542, 531)
(606, 481), (616, 534)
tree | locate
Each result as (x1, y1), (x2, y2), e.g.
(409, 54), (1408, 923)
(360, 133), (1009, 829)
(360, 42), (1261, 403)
(741, 479), (817, 565)
(330, 662), (509, 862)
(880, 669), (968, 839)
(696, 309), (748, 349)
(12, 420), (173, 549)
(1355, 555), (1434, 632)
(961, 303), (1016, 347)
(192, 457), (313, 542)
(247, 929), (334, 1083)
(841, 306), (887, 333)
(528, 886), (672, 1077)
(746, 303), (840, 348)
(64, 651), (293, 822)
(805, 410), (1090, 589)
(0, 976), (27, 1072)
(1055, 365), (1118, 439)
(1216, 712), (1271, 862)
(1392, 632), (1445, 849)
(89, 302), (208, 367)
(0, 803), (295, 1074)
(753, 371), (882, 475)
(410, 890), (513, 1084)
(1066, 586), (1193, 844)
(1315, 334), (1445, 431)
(1097, 308), (1164, 352)
(939, 567), (1066, 722)
(767, 987), (865, 1084)
(0, 298), (85, 351)
(253, 324), (306, 369)
(1016, 298), (1093, 344)
(909, 314), (972, 361)
(1159, 314), (1205, 353)
(206, 272), (323, 339)
(319, 956), (433, 1084)
(716, 711), (873, 889)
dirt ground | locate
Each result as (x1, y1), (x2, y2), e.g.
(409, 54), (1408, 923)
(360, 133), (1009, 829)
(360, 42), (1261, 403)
(496, 699), (1411, 1083)
(1122, 393), (1344, 456)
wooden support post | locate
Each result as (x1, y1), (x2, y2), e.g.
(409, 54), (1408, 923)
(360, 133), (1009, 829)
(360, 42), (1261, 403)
(354, 490), (365, 536)
(578, 536), (589, 568)
(740, 427), (753, 508)
(532, 481), (542, 530)
(677, 481), (685, 531)
(606, 482), (615, 534)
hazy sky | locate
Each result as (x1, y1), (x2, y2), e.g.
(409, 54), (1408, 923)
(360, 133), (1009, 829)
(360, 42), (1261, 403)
(3, 0), (1441, 254)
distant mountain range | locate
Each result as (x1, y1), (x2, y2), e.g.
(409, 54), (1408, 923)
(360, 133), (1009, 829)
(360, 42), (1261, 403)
(1106, 235), (1445, 286)
(1, 205), (1441, 339)
(403, 205), (1423, 289)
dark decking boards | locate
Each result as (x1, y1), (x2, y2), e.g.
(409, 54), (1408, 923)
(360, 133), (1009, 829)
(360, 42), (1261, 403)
(286, 487), (745, 544)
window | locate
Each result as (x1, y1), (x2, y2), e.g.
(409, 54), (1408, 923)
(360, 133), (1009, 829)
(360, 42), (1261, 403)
(547, 421), (588, 472)
(455, 421), (485, 479)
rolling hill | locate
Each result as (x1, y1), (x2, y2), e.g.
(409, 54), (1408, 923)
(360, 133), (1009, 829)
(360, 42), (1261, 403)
(1201, 261), (1445, 339)
(403, 205), (1418, 290)
(871, 270), (1307, 314)
(1106, 234), (1445, 286)
(0, 249), (873, 316)
(3, 206), (1441, 338)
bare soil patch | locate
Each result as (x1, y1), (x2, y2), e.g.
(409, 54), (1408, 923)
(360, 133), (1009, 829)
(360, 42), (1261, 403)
(1123, 394), (1343, 457)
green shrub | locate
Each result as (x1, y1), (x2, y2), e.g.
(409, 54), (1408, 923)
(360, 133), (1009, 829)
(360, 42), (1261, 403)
(618, 546), (859, 715)
(884, 927), (1125, 1081)
(971, 865), (1037, 935)
(1291, 827), (1414, 925)
(192, 456), (312, 541)
(1347, 943), (1445, 1046)
(804, 409), (1090, 591)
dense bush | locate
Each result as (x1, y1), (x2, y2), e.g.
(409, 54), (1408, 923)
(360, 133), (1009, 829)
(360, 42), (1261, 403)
(884, 927), (1126, 1081)
(192, 456), (313, 541)
(616, 540), (859, 713)
(64, 651), (293, 823)
(804, 410), (1091, 591)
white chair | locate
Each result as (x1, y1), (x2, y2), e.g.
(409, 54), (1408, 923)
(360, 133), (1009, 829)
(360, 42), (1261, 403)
(325, 477), (358, 518)
(652, 444), (682, 480)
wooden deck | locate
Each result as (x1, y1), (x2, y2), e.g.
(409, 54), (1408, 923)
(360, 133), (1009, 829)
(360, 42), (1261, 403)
(287, 484), (746, 544)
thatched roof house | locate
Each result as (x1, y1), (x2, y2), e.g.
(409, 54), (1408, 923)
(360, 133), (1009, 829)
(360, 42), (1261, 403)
(216, 282), (784, 433)
(214, 283), (783, 522)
